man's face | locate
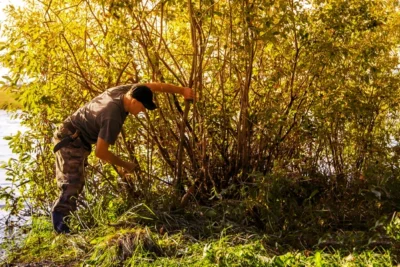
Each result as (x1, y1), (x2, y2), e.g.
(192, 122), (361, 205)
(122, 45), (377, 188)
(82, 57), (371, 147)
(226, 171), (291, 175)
(128, 99), (146, 115)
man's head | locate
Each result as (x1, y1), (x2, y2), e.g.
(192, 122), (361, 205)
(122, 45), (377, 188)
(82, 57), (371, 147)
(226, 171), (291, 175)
(130, 85), (157, 111)
(125, 85), (157, 115)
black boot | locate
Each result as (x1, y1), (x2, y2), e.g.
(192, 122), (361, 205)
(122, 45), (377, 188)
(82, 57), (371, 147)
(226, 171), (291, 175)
(51, 211), (70, 234)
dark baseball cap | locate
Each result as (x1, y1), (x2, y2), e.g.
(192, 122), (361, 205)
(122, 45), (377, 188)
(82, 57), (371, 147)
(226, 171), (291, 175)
(131, 85), (157, 110)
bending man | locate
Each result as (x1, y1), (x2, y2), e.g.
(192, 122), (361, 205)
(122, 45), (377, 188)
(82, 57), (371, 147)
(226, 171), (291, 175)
(52, 83), (194, 233)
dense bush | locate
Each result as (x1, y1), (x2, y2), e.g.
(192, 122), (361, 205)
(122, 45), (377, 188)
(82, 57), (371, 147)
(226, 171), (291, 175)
(1, 0), (400, 258)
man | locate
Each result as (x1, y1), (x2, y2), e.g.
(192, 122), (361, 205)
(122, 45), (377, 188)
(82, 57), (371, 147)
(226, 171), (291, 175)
(52, 83), (194, 233)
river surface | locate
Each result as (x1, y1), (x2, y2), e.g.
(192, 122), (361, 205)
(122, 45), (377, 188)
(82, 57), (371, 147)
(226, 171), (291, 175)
(0, 110), (24, 208)
(0, 110), (26, 253)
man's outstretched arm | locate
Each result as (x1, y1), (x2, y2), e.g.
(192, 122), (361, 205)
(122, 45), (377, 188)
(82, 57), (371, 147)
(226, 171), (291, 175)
(144, 82), (194, 100)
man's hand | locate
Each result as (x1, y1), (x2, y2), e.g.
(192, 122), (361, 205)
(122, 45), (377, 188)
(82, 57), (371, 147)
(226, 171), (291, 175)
(183, 87), (195, 100)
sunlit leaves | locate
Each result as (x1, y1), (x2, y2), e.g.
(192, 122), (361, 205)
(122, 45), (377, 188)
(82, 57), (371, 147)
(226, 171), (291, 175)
(1, 0), (400, 221)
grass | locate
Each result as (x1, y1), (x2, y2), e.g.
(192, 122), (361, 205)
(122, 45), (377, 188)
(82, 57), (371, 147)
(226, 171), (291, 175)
(1, 209), (398, 267)
(2, 177), (400, 266)
(2, 175), (400, 266)
(0, 90), (21, 109)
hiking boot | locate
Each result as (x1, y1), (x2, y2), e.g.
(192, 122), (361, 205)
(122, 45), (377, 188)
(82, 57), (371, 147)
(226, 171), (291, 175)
(51, 211), (70, 234)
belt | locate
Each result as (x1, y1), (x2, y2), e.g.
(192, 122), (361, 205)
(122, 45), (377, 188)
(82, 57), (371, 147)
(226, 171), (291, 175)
(64, 120), (77, 134)
(53, 119), (91, 153)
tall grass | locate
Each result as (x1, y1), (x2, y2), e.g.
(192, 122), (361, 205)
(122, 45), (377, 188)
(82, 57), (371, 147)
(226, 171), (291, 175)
(1, 204), (397, 266)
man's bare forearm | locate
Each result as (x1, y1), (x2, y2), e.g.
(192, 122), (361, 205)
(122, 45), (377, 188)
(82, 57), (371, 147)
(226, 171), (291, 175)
(145, 82), (184, 95)
(97, 149), (133, 171)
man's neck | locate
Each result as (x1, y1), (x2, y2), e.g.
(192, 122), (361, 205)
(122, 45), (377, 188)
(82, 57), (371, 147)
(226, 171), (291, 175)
(123, 94), (130, 112)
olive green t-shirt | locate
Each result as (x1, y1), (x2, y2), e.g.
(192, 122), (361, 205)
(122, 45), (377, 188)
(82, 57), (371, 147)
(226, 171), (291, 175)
(70, 84), (135, 145)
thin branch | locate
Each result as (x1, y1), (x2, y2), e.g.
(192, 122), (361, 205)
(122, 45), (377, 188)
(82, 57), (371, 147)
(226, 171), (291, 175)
(116, 60), (132, 85)
(84, 0), (106, 35)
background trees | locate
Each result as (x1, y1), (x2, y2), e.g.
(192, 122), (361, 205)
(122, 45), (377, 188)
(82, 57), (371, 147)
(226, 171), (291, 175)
(1, 0), (400, 237)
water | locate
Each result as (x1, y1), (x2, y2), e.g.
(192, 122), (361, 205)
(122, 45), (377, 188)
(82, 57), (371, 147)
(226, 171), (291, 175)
(0, 110), (26, 258)
(0, 110), (24, 208)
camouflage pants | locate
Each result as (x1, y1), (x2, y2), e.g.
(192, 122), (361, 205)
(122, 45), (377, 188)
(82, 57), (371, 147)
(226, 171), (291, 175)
(52, 123), (91, 215)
